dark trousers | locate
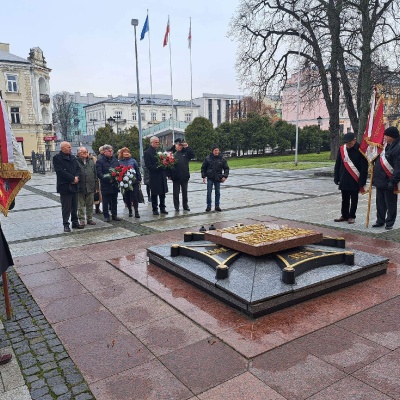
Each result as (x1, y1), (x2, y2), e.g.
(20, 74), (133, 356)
(60, 193), (79, 226)
(151, 194), (166, 211)
(173, 180), (189, 210)
(340, 190), (359, 219)
(123, 184), (139, 213)
(376, 188), (398, 227)
(102, 192), (118, 218)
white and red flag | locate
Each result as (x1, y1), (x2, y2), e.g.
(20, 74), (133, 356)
(188, 20), (192, 49)
(163, 17), (170, 47)
(0, 97), (31, 216)
(359, 87), (385, 162)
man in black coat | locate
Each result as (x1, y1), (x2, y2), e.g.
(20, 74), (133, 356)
(372, 126), (400, 230)
(168, 138), (195, 211)
(201, 144), (230, 212)
(95, 144), (121, 222)
(144, 136), (169, 215)
(334, 132), (368, 224)
(53, 141), (84, 232)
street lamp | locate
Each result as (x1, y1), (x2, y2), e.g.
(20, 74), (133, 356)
(317, 115), (322, 154)
(107, 116), (115, 149)
(131, 18), (144, 169)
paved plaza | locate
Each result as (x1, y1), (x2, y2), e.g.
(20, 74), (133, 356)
(0, 167), (399, 399)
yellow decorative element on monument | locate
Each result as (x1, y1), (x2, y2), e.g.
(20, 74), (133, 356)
(204, 247), (229, 256)
(289, 251), (315, 260)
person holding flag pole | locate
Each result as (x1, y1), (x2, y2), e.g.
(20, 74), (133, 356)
(359, 87), (385, 227)
(371, 125), (400, 230)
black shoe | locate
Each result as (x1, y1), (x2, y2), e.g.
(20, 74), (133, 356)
(153, 210), (160, 215)
(372, 223), (384, 228)
(104, 217), (111, 222)
(385, 225), (393, 230)
(160, 209), (168, 214)
(112, 216), (122, 221)
(205, 207), (211, 212)
(175, 208), (180, 211)
(64, 226), (71, 232)
(129, 212), (133, 217)
(183, 207), (190, 211)
(135, 212), (140, 218)
(72, 223), (84, 229)
(215, 206), (222, 212)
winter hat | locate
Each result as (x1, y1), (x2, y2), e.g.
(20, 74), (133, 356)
(212, 144), (219, 150)
(174, 138), (183, 144)
(384, 126), (400, 139)
(342, 132), (355, 143)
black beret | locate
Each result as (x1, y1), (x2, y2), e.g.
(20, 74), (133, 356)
(174, 138), (183, 144)
(384, 126), (400, 139)
(343, 132), (355, 143)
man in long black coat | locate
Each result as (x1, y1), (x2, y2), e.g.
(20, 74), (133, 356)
(96, 144), (121, 222)
(168, 138), (195, 211)
(334, 132), (368, 224)
(144, 136), (169, 215)
(372, 126), (400, 230)
(53, 141), (84, 232)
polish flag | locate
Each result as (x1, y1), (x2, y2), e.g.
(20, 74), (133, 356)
(163, 17), (170, 47)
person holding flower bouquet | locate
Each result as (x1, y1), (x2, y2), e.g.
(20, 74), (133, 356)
(144, 136), (169, 215)
(118, 147), (142, 218)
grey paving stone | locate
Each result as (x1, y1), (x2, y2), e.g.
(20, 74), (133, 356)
(19, 352), (37, 369)
(46, 376), (66, 386)
(30, 379), (46, 389)
(55, 352), (68, 361)
(57, 393), (72, 400)
(43, 369), (60, 379)
(31, 386), (49, 399)
(41, 361), (58, 371)
(37, 354), (55, 364)
(23, 365), (40, 375)
(65, 373), (83, 385)
(72, 383), (89, 395)
(75, 393), (94, 400)
(52, 384), (69, 396)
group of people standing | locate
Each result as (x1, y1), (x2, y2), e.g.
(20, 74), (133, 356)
(53, 138), (230, 230)
(334, 126), (400, 229)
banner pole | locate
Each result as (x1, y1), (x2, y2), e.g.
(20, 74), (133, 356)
(366, 163), (374, 228)
(2, 272), (12, 319)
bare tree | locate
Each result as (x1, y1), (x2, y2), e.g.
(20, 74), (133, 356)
(52, 92), (75, 141)
(230, 0), (400, 158)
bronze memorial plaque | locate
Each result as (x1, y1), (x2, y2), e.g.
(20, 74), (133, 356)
(204, 223), (324, 256)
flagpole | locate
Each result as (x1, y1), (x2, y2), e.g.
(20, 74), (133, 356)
(146, 9), (154, 117)
(168, 16), (175, 143)
(189, 17), (193, 117)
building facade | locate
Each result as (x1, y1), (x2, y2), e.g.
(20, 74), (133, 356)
(0, 43), (54, 156)
(84, 95), (199, 147)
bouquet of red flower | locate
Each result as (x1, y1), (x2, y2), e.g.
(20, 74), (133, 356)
(156, 151), (178, 169)
(104, 165), (136, 195)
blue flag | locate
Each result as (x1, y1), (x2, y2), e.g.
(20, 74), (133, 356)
(140, 15), (149, 40)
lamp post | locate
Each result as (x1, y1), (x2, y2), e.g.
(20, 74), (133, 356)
(317, 115), (322, 154)
(131, 18), (144, 169)
(107, 116), (115, 149)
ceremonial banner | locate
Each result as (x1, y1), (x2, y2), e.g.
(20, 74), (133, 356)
(0, 97), (31, 216)
(359, 88), (385, 162)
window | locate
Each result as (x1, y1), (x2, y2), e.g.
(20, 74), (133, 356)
(162, 113), (166, 121)
(185, 113), (192, 123)
(11, 107), (21, 124)
(151, 112), (157, 122)
(141, 113), (145, 121)
(208, 99), (213, 122)
(7, 75), (18, 92)
(132, 112), (137, 121)
(115, 111), (122, 118)
(73, 108), (78, 116)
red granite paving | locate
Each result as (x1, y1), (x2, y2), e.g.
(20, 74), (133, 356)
(15, 223), (400, 400)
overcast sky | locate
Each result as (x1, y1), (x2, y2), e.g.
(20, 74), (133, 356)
(2, 0), (242, 100)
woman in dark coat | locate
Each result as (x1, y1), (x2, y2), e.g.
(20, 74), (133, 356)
(118, 147), (142, 218)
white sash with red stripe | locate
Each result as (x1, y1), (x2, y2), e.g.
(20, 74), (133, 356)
(340, 145), (367, 193)
(379, 148), (400, 194)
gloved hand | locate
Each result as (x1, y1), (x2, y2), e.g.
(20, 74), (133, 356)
(387, 181), (395, 191)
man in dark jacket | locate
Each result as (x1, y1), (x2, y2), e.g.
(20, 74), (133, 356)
(53, 141), (84, 232)
(372, 126), (400, 230)
(96, 144), (121, 222)
(168, 139), (195, 211)
(77, 146), (98, 225)
(144, 136), (169, 215)
(334, 132), (368, 224)
(201, 144), (229, 212)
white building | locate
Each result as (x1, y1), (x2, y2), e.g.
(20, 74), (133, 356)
(0, 43), (53, 156)
(193, 93), (243, 127)
(84, 95), (199, 147)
